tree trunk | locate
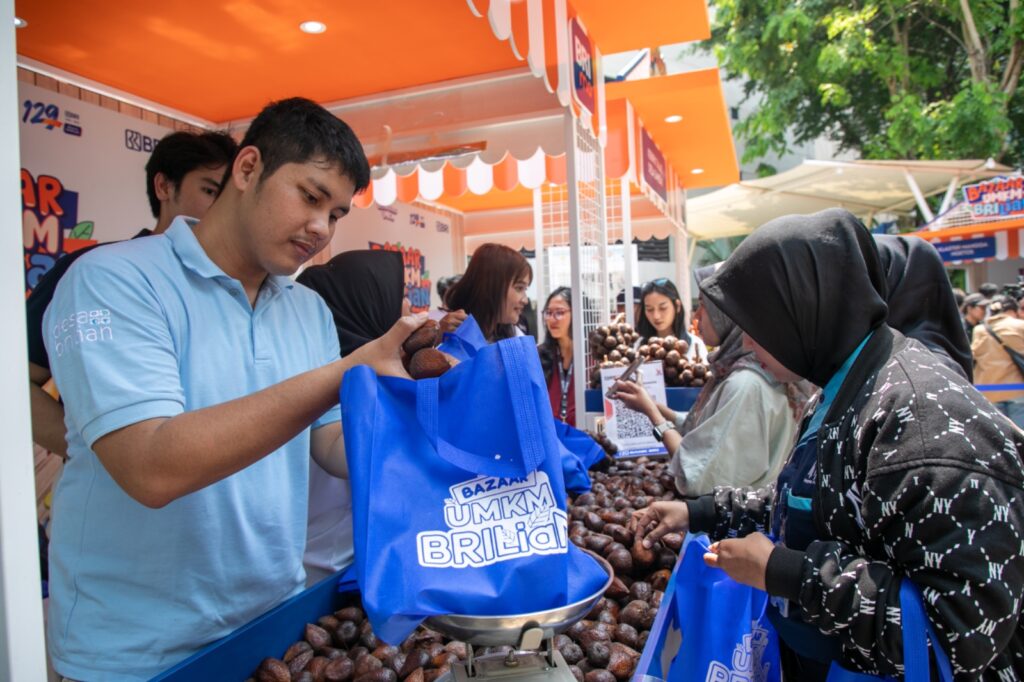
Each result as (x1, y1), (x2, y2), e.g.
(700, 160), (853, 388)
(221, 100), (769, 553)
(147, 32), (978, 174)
(1000, 0), (1023, 95)
(959, 0), (990, 82)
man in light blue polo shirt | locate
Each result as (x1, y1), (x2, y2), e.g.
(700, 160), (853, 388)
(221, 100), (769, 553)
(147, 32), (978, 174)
(43, 98), (426, 681)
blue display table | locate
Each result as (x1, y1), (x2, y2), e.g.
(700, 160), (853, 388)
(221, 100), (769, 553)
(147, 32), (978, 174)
(152, 570), (358, 681)
(154, 555), (684, 680)
(584, 386), (701, 413)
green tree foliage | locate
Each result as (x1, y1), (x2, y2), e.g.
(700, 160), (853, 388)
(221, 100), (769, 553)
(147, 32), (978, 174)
(711, 0), (1024, 166)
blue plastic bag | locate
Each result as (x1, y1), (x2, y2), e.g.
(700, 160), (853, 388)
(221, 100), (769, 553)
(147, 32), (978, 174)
(642, 535), (953, 682)
(553, 421), (606, 493)
(437, 315), (601, 493)
(437, 314), (488, 362)
(666, 534), (782, 682)
(341, 336), (608, 644)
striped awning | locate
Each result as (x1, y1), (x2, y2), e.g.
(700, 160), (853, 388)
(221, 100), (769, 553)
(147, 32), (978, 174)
(915, 217), (1024, 264)
(353, 150), (567, 209)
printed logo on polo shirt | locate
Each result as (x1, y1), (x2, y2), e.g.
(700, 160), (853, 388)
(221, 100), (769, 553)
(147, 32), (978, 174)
(51, 308), (113, 358)
(416, 471), (568, 569)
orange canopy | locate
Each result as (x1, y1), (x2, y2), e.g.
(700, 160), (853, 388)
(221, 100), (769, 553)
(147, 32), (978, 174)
(606, 69), (739, 190)
(18, 0), (717, 125)
(16, 1), (527, 123)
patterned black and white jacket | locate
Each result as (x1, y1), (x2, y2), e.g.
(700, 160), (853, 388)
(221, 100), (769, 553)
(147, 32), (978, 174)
(687, 327), (1024, 681)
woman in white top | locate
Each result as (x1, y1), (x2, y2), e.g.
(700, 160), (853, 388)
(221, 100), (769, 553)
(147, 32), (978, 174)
(635, 277), (708, 361)
(613, 265), (801, 496)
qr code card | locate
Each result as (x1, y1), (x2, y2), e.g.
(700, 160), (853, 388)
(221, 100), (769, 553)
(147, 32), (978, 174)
(600, 361), (668, 458)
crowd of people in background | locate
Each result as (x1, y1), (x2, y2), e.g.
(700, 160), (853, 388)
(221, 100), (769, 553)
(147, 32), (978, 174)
(955, 279), (1024, 428)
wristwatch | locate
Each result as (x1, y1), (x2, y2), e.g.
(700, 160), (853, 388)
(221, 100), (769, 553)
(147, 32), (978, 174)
(652, 421), (676, 442)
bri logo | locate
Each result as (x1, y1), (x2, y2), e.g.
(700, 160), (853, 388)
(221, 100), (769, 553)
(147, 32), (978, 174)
(125, 129), (160, 153)
(416, 471), (568, 569)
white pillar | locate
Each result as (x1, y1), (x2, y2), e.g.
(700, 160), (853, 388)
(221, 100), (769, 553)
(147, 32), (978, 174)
(621, 178), (635, 328)
(532, 187), (545, 333)
(0, 1), (48, 677)
(565, 112), (587, 425)
(676, 231), (691, 323)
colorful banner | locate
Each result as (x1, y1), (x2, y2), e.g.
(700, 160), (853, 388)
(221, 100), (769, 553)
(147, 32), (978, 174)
(328, 200), (456, 313)
(368, 241), (432, 313)
(19, 82), (173, 295)
(570, 17), (594, 116)
(962, 176), (1024, 221)
(21, 170), (95, 293)
(641, 127), (668, 203)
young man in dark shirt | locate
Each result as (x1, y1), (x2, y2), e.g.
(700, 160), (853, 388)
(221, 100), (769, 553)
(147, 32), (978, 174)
(25, 130), (237, 456)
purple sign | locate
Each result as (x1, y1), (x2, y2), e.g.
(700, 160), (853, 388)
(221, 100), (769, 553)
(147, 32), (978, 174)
(641, 128), (667, 202)
(570, 18), (594, 115)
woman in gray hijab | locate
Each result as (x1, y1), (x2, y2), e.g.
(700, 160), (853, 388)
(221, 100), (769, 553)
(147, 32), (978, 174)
(613, 263), (801, 496)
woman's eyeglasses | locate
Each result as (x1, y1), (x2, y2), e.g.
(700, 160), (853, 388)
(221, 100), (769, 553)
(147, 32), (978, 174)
(543, 309), (570, 321)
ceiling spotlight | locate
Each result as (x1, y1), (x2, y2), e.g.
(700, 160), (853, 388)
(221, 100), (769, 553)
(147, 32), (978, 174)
(14, 17), (27, 28)
(691, 168), (704, 175)
(299, 21), (327, 34)
(664, 115), (683, 124)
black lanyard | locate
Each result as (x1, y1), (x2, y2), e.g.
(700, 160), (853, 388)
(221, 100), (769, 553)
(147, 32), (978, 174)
(557, 358), (573, 422)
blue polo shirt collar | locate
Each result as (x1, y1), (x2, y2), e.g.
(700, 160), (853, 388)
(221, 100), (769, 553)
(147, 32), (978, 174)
(165, 217), (295, 298)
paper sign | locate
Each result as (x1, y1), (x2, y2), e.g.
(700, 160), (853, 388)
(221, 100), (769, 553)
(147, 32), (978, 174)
(600, 361), (668, 458)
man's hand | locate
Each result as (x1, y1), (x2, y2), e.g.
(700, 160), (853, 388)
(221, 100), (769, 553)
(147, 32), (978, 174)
(704, 533), (775, 591)
(348, 313), (429, 378)
(611, 380), (659, 422)
(630, 501), (689, 548)
(439, 309), (467, 334)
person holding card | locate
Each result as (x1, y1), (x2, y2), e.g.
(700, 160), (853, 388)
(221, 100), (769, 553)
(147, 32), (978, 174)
(612, 265), (799, 496)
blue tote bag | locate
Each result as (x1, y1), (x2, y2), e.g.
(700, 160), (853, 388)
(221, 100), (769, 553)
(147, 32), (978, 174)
(646, 535), (953, 682)
(438, 315), (602, 493)
(667, 534), (782, 682)
(341, 336), (608, 644)
(436, 313), (488, 362)
(552, 420), (606, 493)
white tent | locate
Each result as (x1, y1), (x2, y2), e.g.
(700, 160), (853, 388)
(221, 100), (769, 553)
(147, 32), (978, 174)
(686, 159), (1016, 240)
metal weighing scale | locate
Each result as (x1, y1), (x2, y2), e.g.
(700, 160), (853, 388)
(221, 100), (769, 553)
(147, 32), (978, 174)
(425, 551), (614, 682)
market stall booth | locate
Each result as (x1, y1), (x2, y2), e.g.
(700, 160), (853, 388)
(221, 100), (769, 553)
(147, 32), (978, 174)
(5, 0), (737, 677)
(913, 174), (1024, 291)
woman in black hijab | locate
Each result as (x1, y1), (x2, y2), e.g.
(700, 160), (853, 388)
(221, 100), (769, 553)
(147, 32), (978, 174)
(634, 209), (1024, 680)
(297, 249), (407, 356)
(874, 234), (973, 380)
(297, 249), (407, 584)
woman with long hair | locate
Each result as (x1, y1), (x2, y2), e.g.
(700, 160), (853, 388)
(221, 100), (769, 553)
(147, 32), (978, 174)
(444, 243), (532, 342)
(636, 277), (707, 360)
(538, 287), (576, 426)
